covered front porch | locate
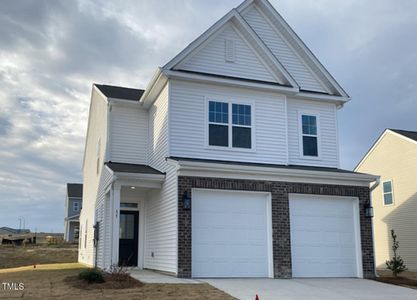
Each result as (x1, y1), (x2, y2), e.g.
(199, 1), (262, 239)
(97, 162), (165, 270)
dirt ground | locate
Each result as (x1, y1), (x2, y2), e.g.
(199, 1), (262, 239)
(0, 244), (78, 269)
(376, 270), (417, 289)
(0, 263), (235, 299)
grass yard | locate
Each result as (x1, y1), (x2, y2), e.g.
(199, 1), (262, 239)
(0, 244), (78, 269)
(0, 263), (235, 299)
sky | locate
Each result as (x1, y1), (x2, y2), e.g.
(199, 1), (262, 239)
(0, 0), (416, 232)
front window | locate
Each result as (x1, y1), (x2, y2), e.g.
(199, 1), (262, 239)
(383, 180), (394, 205)
(208, 101), (252, 149)
(301, 114), (318, 157)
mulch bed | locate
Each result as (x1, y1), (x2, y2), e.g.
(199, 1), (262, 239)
(65, 273), (144, 290)
(375, 276), (417, 289)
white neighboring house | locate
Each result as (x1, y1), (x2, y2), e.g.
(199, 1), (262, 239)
(64, 183), (82, 243)
(79, 0), (378, 278)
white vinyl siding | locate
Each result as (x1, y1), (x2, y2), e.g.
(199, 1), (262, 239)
(110, 105), (148, 164)
(144, 82), (178, 273)
(94, 166), (113, 269)
(148, 84), (169, 171)
(144, 165), (177, 273)
(179, 23), (277, 83)
(169, 80), (287, 165)
(242, 5), (326, 93)
(287, 98), (338, 167)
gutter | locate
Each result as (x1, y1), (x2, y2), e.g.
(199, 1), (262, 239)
(369, 177), (381, 278)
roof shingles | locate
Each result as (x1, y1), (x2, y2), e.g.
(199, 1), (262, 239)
(390, 129), (417, 142)
(95, 84), (144, 101)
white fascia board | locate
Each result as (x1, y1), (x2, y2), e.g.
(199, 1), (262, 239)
(355, 129), (417, 171)
(108, 98), (141, 108)
(139, 68), (168, 108)
(243, 0), (349, 98)
(295, 91), (350, 104)
(163, 69), (297, 94)
(114, 172), (165, 182)
(170, 159), (379, 187)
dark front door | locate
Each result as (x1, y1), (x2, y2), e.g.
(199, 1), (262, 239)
(119, 211), (139, 266)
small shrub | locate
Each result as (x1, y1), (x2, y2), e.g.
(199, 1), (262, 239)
(78, 268), (105, 283)
(386, 229), (407, 277)
(107, 264), (131, 282)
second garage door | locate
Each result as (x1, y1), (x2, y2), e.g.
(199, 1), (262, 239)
(192, 189), (272, 278)
(289, 194), (362, 278)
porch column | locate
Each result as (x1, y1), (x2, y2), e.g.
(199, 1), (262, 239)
(110, 184), (121, 266)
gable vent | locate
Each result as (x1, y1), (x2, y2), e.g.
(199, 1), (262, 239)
(225, 39), (235, 62)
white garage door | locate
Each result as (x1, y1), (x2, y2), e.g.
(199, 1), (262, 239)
(192, 189), (271, 278)
(289, 194), (361, 278)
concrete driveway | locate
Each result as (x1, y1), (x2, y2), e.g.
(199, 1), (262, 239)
(203, 278), (417, 300)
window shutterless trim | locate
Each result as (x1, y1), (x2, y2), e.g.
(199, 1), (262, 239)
(298, 110), (321, 160)
(382, 180), (395, 206)
(206, 98), (256, 152)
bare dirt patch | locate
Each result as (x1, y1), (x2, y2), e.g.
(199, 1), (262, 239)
(376, 270), (417, 290)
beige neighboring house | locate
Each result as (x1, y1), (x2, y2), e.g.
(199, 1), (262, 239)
(356, 129), (417, 271)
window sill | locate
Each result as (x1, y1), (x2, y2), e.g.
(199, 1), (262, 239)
(206, 145), (256, 153)
(299, 155), (322, 161)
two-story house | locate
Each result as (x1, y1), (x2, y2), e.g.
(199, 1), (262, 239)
(356, 129), (417, 271)
(79, 0), (378, 279)
(64, 183), (82, 243)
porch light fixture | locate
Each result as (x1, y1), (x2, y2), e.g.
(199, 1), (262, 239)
(130, 186), (136, 190)
(364, 204), (374, 218)
(183, 191), (191, 210)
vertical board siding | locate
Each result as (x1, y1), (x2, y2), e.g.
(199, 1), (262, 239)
(170, 80), (288, 165)
(242, 5), (326, 93)
(94, 166), (113, 269)
(179, 23), (277, 83)
(145, 83), (178, 273)
(110, 106), (148, 164)
(287, 98), (338, 167)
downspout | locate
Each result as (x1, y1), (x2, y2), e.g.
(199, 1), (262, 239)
(369, 177), (380, 278)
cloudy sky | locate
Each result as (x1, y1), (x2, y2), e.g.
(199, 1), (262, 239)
(0, 0), (416, 232)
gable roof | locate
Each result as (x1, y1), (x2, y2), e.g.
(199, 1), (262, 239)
(390, 129), (417, 142)
(67, 183), (83, 198)
(94, 84), (144, 101)
(355, 129), (417, 171)
(237, 0), (349, 98)
(164, 9), (299, 89)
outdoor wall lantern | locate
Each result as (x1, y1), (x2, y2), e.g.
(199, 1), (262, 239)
(183, 191), (191, 210)
(364, 204), (374, 218)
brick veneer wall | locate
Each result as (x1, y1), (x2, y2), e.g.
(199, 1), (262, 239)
(177, 176), (375, 279)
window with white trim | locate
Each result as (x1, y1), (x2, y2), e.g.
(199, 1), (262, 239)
(208, 100), (252, 149)
(73, 201), (80, 212)
(383, 180), (394, 205)
(301, 114), (318, 157)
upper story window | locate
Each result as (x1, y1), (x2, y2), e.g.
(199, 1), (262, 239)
(383, 180), (394, 205)
(208, 100), (252, 149)
(73, 201), (80, 212)
(300, 114), (319, 157)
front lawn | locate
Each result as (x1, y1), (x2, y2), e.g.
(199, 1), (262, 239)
(0, 263), (234, 299)
(0, 244), (78, 269)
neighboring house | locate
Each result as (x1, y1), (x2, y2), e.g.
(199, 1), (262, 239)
(355, 129), (417, 271)
(0, 227), (30, 235)
(79, 0), (378, 279)
(64, 183), (82, 243)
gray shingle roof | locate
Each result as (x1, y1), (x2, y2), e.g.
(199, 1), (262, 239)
(105, 162), (164, 175)
(95, 84), (144, 101)
(390, 129), (417, 142)
(67, 183), (83, 198)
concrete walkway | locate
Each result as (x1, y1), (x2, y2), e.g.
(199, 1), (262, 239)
(129, 269), (200, 284)
(203, 278), (417, 300)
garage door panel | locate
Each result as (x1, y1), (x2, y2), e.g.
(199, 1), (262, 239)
(290, 194), (360, 278)
(192, 190), (270, 278)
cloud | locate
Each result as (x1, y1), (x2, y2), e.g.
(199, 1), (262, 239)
(0, 0), (416, 231)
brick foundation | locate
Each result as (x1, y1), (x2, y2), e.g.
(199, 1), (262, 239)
(177, 176), (375, 279)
